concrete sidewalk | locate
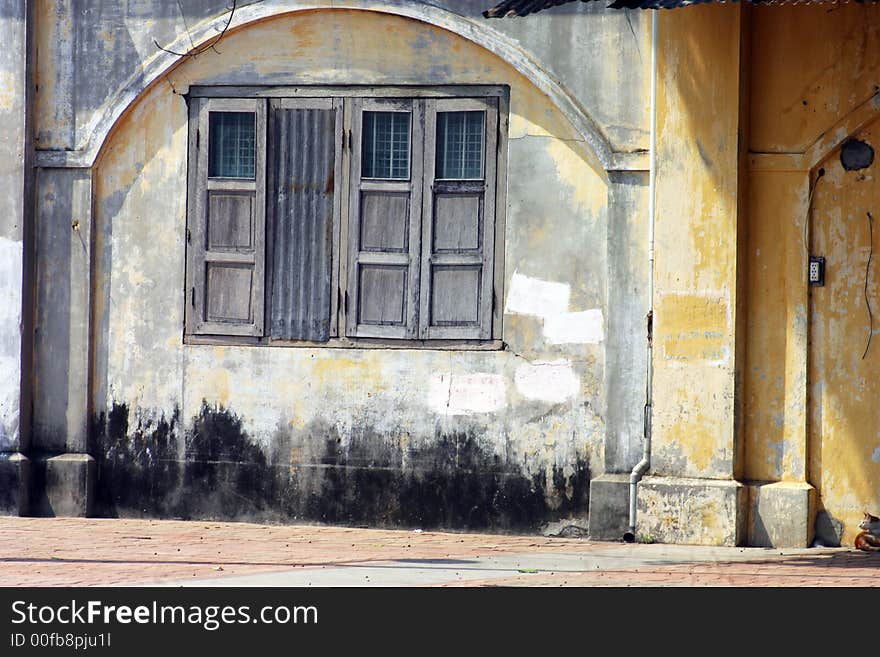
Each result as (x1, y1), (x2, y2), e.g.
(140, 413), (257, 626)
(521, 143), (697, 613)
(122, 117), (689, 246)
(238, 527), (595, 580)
(0, 516), (876, 587)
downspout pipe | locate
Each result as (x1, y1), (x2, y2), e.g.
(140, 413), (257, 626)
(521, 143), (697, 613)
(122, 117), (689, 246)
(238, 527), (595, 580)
(623, 9), (657, 543)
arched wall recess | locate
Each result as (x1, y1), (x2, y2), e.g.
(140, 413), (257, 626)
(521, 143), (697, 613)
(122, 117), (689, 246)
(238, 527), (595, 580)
(34, 1), (633, 176)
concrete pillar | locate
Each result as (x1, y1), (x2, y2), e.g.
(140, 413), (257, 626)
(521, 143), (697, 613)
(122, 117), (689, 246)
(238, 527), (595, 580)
(30, 167), (95, 517)
(589, 170), (650, 540)
(743, 165), (816, 547)
(638, 4), (749, 546)
(0, 0), (31, 516)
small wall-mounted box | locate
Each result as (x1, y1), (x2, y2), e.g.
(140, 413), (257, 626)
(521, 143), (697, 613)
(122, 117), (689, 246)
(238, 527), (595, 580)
(809, 256), (825, 287)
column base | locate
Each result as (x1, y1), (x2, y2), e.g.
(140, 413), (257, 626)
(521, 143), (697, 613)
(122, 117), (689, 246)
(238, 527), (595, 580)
(0, 453), (30, 515)
(746, 480), (816, 548)
(588, 473), (631, 540)
(32, 453), (95, 517)
(636, 476), (747, 546)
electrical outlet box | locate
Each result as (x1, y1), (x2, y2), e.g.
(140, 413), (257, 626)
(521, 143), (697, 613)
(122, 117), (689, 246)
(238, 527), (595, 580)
(809, 256), (825, 286)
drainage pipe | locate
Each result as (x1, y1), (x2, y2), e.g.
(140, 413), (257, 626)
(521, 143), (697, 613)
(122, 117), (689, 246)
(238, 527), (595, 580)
(623, 9), (657, 543)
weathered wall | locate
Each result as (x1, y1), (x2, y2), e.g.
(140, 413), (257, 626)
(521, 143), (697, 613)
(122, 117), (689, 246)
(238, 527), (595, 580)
(604, 171), (649, 472)
(652, 4), (745, 480)
(0, 0), (31, 516)
(808, 124), (880, 546)
(80, 7), (645, 531)
(749, 6), (880, 155)
(745, 167), (808, 483)
(635, 4), (749, 546)
(746, 5), (880, 545)
(0, 2), (28, 454)
(33, 0), (650, 157)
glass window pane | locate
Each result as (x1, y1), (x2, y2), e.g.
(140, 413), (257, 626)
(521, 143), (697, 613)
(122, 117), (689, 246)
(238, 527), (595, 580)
(209, 111), (256, 179)
(362, 111), (410, 179)
(436, 111), (484, 180)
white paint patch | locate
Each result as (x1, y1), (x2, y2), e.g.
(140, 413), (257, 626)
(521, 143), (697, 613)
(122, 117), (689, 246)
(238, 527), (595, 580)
(514, 360), (580, 404)
(504, 270), (570, 318)
(427, 373), (506, 416)
(0, 238), (22, 448)
(505, 271), (603, 345)
(872, 447), (880, 463)
(543, 309), (604, 344)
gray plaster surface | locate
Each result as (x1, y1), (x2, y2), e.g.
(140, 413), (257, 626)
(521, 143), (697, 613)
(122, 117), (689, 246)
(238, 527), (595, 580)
(167, 545), (837, 587)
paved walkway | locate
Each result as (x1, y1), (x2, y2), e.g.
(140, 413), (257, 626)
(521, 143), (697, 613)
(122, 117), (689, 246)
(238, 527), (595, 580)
(0, 516), (877, 587)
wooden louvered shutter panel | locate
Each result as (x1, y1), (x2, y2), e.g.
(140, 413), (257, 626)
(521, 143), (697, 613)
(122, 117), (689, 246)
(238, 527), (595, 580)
(419, 98), (497, 340)
(267, 98), (341, 341)
(186, 97), (266, 337)
(346, 98), (423, 339)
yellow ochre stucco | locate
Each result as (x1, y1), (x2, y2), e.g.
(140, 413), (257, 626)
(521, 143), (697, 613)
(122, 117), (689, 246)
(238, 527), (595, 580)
(651, 5), (743, 483)
(744, 6), (880, 545)
(649, 4), (880, 546)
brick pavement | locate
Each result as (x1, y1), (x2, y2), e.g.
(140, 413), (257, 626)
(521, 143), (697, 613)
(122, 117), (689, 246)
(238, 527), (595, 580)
(0, 516), (876, 587)
(0, 517), (590, 586)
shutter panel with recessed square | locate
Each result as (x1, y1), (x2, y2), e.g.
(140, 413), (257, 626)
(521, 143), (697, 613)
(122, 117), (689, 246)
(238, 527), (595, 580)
(419, 98), (497, 340)
(267, 98), (342, 341)
(346, 98), (423, 339)
(186, 97), (266, 337)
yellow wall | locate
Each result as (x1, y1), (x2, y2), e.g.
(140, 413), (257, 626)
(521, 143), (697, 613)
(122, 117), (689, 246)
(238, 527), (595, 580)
(747, 5), (880, 544)
(750, 6), (880, 154)
(809, 124), (880, 544)
(652, 4), (745, 480)
(744, 168), (809, 482)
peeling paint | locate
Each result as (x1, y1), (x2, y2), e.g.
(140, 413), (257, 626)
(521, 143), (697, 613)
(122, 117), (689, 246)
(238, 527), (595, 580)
(427, 374), (506, 416)
(807, 117), (880, 544)
(0, 72), (16, 112)
(656, 292), (730, 364)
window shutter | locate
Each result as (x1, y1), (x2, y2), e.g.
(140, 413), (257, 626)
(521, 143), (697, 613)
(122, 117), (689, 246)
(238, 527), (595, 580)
(267, 98), (342, 341)
(186, 97), (266, 337)
(346, 98), (423, 339)
(419, 98), (497, 340)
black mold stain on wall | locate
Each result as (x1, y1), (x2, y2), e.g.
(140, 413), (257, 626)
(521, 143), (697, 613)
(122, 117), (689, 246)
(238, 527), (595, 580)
(182, 403), (280, 519)
(92, 402), (182, 516)
(91, 401), (591, 532)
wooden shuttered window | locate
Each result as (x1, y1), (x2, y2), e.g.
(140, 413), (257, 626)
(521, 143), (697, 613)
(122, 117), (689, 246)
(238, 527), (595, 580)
(345, 97), (498, 341)
(346, 98), (424, 339)
(267, 98), (342, 342)
(185, 90), (502, 345)
(419, 98), (497, 340)
(186, 98), (267, 337)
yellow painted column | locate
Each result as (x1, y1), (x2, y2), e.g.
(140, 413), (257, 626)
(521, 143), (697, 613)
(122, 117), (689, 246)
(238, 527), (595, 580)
(742, 163), (816, 548)
(637, 4), (749, 546)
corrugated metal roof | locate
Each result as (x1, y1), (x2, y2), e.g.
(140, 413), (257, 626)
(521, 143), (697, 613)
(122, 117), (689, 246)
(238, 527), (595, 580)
(483, 0), (837, 16)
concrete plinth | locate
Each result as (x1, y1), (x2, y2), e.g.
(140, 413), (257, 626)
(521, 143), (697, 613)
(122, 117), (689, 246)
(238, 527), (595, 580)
(0, 453), (30, 515)
(33, 454), (95, 517)
(588, 473), (631, 540)
(636, 476), (747, 546)
(746, 481), (816, 548)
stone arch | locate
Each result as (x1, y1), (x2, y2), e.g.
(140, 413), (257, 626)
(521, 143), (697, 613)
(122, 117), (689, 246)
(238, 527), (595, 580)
(49, 1), (614, 173)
